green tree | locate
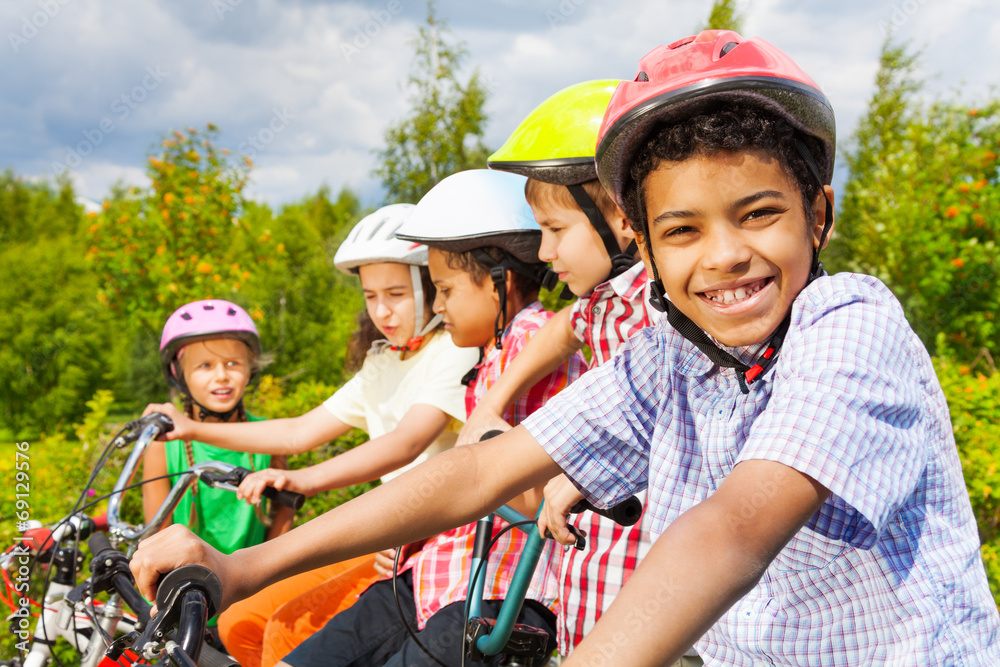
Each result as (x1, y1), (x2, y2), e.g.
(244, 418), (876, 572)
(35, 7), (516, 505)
(703, 0), (744, 32)
(831, 40), (1000, 359)
(0, 175), (116, 433)
(372, 2), (490, 203)
(239, 187), (364, 388)
(88, 125), (274, 335)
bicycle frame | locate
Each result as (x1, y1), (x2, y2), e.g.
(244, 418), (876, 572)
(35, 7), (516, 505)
(465, 503), (552, 666)
(7, 422), (251, 667)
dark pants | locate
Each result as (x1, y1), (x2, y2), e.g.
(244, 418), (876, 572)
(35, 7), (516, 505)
(284, 571), (556, 667)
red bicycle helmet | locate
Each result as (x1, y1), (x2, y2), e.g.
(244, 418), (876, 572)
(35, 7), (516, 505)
(596, 30), (836, 209)
(595, 31), (837, 394)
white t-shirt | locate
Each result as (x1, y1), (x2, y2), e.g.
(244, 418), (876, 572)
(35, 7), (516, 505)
(323, 331), (479, 482)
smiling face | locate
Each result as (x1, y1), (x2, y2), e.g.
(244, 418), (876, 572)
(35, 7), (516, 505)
(358, 262), (423, 348)
(178, 339), (252, 419)
(642, 150), (831, 348)
(427, 247), (500, 349)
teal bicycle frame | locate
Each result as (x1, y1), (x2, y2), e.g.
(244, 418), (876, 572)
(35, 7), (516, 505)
(466, 502), (549, 659)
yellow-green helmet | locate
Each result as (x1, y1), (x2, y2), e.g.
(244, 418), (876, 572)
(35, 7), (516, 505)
(488, 79), (619, 185)
(490, 79), (637, 282)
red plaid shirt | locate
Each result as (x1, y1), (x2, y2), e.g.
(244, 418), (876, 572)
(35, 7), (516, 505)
(403, 302), (587, 629)
(561, 263), (660, 653)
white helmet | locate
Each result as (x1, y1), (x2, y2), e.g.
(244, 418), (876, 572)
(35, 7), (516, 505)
(395, 170), (542, 265)
(397, 170), (555, 349)
(335, 203), (439, 353)
(333, 203), (427, 274)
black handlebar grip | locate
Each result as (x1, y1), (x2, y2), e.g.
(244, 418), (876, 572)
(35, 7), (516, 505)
(197, 642), (240, 667)
(570, 496), (643, 527)
(260, 485), (305, 511)
(88, 531), (116, 559)
(122, 412), (176, 443)
(156, 565), (224, 620)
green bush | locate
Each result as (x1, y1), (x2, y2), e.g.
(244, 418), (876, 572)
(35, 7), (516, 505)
(934, 348), (1000, 605)
(245, 374), (374, 526)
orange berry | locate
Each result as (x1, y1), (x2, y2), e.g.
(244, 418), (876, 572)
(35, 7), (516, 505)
(945, 206), (960, 219)
(951, 258), (965, 268)
(197, 262), (212, 274)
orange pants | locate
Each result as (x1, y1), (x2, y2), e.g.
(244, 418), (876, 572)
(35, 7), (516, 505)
(217, 554), (379, 667)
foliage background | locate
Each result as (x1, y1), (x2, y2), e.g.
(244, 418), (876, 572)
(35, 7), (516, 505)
(1, 7), (999, 658)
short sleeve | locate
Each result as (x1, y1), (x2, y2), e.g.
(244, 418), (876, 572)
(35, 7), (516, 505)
(739, 277), (930, 548)
(322, 370), (368, 431)
(407, 334), (480, 424)
(523, 327), (665, 508)
(568, 298), (589, 344)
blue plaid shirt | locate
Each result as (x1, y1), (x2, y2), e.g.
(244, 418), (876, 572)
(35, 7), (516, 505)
(524, 273), (1000, 665)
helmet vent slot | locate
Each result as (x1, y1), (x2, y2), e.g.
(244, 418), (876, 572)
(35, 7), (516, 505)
(227, 307), (237, 316)
(366, 216), (388, 240)
(720, 42), (738, 57)
(180, 313), (192, 321)
(636, 71), (649, 82)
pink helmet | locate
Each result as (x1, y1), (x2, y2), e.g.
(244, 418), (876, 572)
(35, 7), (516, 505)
(160, 299), (260, 392)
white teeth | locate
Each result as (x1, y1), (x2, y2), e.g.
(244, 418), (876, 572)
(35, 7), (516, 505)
(706, 281), (763, 304)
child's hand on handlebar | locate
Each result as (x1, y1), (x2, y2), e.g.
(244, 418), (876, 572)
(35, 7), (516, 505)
(237, 468), (311, 504)
(537, 474), (586, 547)
(141, 403), (191, 441)
(130, 524), (236, 614)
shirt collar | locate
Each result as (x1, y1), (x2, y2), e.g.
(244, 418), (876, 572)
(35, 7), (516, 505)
(608, 260), (646, 298)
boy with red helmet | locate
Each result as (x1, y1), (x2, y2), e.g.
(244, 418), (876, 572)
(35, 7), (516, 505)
(132, 32), (1000, 666)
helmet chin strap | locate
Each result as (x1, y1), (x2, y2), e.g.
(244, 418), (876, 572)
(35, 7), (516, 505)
(566, 184), (638, 282)
(189, 396), (245, 422)
(373, 265), (443, 355)
(171, 368), (243, 422)
(470, 249), (554, 351)
(640, 138), (830, 395)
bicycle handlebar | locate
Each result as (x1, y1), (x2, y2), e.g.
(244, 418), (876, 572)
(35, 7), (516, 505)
(201, 467), (305, 511)
(570, 496), (643, 526)
(87, 532), (153, 627)
(106, 414), (305, 540)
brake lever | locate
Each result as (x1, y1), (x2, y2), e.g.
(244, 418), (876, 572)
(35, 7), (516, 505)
(543, 525), (586, 551)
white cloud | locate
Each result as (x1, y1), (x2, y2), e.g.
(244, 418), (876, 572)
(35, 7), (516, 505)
(1, 0), (997, 206)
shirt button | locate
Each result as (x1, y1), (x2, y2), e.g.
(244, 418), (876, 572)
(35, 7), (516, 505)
(591, 305), (601, 315)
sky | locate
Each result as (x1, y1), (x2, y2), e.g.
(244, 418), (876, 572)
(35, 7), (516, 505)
(1, 0), (998, 211)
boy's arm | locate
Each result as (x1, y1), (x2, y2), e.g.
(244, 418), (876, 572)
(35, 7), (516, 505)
(564, 459), (830, 666)
(130, 424), (562, 610)
(236, 404), (453, 501)
(458, 307), (583, 445)
(140, 403), (353, 456)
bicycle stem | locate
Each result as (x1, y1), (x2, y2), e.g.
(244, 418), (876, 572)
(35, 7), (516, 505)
(105, 426), (244, 541)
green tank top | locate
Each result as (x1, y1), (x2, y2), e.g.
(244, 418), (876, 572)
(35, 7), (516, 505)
(164, 413), (271, 556)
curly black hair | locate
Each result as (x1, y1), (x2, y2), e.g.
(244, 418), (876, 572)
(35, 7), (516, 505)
(622, 103), (826, 235)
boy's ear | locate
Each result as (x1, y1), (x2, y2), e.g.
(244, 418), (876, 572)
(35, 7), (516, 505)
(811, 185), (836, 251)
(610, 207), (636, 249)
